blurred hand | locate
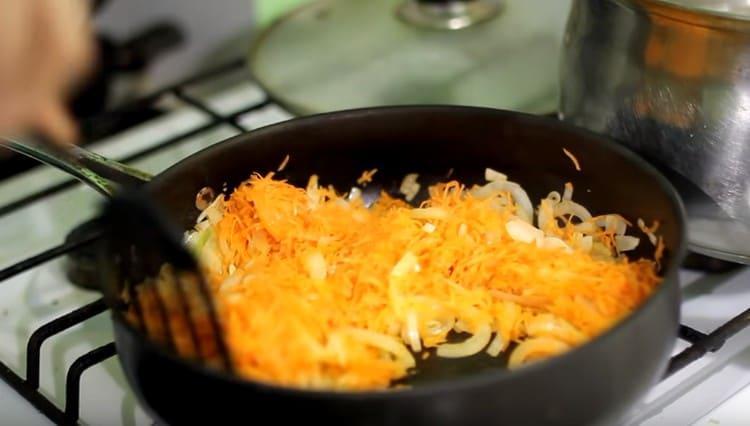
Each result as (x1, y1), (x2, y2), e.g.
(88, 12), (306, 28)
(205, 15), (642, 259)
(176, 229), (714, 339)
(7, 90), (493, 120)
(0, 0), (95, 144)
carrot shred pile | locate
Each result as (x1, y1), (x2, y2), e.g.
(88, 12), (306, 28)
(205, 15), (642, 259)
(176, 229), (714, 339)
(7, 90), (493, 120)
(187, 172), (661, 390)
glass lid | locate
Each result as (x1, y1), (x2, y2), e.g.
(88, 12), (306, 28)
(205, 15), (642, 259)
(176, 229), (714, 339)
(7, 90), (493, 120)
(249, 0), (571, 115)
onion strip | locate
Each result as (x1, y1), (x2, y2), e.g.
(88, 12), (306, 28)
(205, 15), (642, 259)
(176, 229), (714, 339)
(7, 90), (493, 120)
(437, 324), (492, 358)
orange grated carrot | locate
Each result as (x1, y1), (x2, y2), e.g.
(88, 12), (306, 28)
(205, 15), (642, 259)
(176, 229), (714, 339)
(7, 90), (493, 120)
(655, 237), (665, 266)
(356, 168), (378, 186)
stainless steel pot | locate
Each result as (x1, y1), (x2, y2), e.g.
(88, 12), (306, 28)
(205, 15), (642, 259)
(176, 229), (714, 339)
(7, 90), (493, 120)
(560, 0), (750, 263)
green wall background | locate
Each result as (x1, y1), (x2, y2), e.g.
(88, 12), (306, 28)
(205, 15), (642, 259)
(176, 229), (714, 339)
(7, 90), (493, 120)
(257, 0), (310, 26)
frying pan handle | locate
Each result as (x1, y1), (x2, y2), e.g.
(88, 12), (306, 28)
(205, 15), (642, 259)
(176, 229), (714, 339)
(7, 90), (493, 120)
(1, 138), (152, 196)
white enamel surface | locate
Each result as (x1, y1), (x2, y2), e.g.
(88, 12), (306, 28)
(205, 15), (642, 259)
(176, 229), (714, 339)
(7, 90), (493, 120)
(628, 269), (750, 425)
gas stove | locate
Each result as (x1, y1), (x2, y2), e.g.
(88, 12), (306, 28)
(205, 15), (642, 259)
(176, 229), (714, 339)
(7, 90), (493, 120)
(0, 60), (747, 425)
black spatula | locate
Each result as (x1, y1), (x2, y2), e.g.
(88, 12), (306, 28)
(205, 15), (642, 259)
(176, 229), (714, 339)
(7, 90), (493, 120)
(97, 189), (232, 372)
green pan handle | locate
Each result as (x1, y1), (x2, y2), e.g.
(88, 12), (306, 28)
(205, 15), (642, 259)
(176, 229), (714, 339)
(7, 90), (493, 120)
(2, 138), (152, 197)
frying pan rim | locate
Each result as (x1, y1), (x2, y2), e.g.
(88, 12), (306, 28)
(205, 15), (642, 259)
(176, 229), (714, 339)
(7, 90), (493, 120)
(113, 105), (687, 399)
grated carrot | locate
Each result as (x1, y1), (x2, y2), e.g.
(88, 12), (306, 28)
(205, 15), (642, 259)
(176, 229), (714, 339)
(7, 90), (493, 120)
(655, 237), (665, 267)
(356, 168), (378, 186)
(180, 173), (662, 390)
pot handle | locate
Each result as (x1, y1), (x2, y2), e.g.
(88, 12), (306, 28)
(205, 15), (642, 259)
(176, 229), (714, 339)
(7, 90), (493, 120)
(2, 138), (152, 196)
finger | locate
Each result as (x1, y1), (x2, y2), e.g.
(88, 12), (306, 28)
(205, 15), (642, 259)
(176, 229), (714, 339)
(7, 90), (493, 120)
(0, 0), (34, 119)
(66, 0), (97, 79)
(0, 0), (31, 82)
(21, 0), (93, 109)
(24, 0), (93, 144)
(12, 0), (54, 101)
(0, 97), (34, 137)
(39, 0), (96, 89)
(33, 100), (79, 145)
(29, 1), (71, 94)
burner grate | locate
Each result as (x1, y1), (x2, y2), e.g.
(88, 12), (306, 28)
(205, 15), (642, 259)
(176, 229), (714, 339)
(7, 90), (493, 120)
(667, 308), (750, 378)
(0, 294), (111, 425)
(0, 58), (746, 425)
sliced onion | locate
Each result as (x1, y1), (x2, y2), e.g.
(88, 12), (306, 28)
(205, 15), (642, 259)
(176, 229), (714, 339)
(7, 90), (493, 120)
(637, 218), (658, 245)
(425, 317), (454, 336)
(605, 215), (617, 234)
(501, 182), (534, 223)
(306, 174), (320, 206)
(406, 312), (422, 352)
(554, 200), (592, 221)
(525, 314), (586, 345)
(184, 230), (196, 245)
(187, 227), (213, 254)
(615, 235), (640, 252)
(305, 251), (327, 281)
(199, 238), (222, 275)
(537, 200), (555, 231)
(616, 218), (627, 235)
(562, 182), (573, 201)
(591, 241), (613, 259)
(508, 337), (570, 369)
(473, 180), (532, 221)
(391, 252), (419, 277)
(342, 328), (415, 368)
(488, 197), (511, 213)
(597, 215), (627, 235)
(506, 219), (544, 244)
(400, 173), (421, 202)
(468, 181), (503, 199)
(277, 154), (290, 172)
(578, 235), (593, 252)
(453, 320), (469, 333)
(574, 221), (598, 234)
(485, 168), (507, 182)
(437, 324), (492, 358)
(347, 187), (362, 201)
(538, 236), (572, 252)
(485, 332), (505, 357)
(196, 195), (224, 225)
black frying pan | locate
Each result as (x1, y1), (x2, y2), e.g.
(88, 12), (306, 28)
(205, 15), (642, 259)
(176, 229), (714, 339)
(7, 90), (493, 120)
(7, 106), (686, 425)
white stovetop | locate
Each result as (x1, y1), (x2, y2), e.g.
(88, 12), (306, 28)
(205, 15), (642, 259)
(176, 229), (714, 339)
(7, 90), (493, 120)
(0, 78), (748, 426)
